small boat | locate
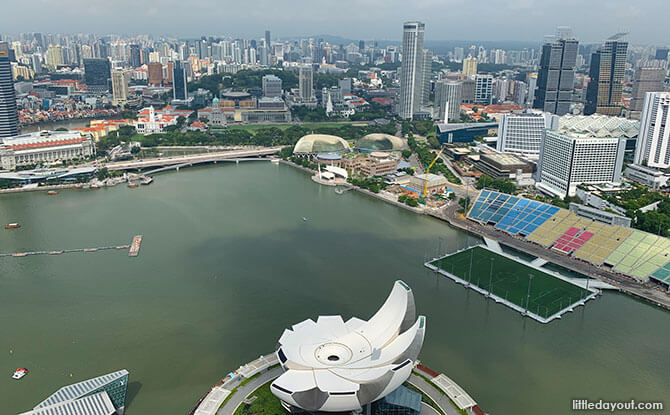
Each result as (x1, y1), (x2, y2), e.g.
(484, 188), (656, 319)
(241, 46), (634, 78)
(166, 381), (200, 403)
(48, 250), (64, 255)
(141, 177), (153, 185)
(302, 217), (308, 221)
(116, 245), (130, 249)
(12, 253), (27, 257)
(84, 248), (98, 253)
(127, 183), (139, 188)
(270, 158), (281, 164)
(12, 368), (28, 380)
(90, 184), (100, 189)
(73, 184), (83, 189)
(4, 223), (20, 229)
(47, 190), (59, 195)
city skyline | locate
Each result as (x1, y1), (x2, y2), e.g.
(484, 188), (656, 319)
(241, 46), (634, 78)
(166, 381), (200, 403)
(0, 0), (667, 44)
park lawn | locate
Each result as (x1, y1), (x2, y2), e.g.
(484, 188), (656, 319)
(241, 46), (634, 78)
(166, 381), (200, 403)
(233, 381), (285, 415)
(431, 246), (589, 318)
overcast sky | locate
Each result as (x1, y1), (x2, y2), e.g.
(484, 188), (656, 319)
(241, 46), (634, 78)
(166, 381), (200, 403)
(2, 0), (666, 44)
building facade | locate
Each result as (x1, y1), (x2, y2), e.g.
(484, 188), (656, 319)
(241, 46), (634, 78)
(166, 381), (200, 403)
(147, 62), (163, 86)
(111, 69), (130, 106)
(629, 66), (666, 119)
(634, 92), (670, 168)
(262, 74), (282, 98)
(0, 131), (96, 170)
(298, 65), (313, 101)
(0, 52), (19, 138)
(462, 56), (477, 77)
(537, 130), (626, 197)
(83, 58), (111, 93)
(434, 80), (462, 122)
(172, 60), (188, 101)
(533, 37), (578, 115)
(474, 74), (493, 105)
(584, 40), (628, 116)
(398, 21), (426, 119)
(496, 112), (557, 159)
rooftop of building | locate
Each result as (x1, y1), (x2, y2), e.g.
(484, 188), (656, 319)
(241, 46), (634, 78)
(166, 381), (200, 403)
(1, 130), (90, 149)
(437, 122), (498, 133)
(558, 114), (640, 139)
(35, 369), (129, 409)
(480, 152), (529, 166)
(293, 134), (350, 154)
(356, 133), (406, 151)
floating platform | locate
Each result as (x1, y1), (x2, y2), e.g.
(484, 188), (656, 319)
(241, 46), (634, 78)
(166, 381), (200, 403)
(425, 244), (600, 324)
(129, 235), (143, 257)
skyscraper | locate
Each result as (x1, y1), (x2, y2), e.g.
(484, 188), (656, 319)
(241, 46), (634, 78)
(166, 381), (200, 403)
(265, 30), (271, 50)
(434, 80), (462, 122)
(474, 74), (493, 105)
(129, 44), (141, 67)
(299, 65), (314, 101)
(398, 21), (426, 119)
(111, 69), (130, 107)
(172, 60), (188, 101)
(147, 62), (163, 86)
(0, 51), (19, 138)
(83, 58), (111, 93)
(634, 92), (670, 168)
(533, 31), (578, 115)
(629, 65), (666, 119)
(584, 38), (628, 116)
(462, 56), (477, 77)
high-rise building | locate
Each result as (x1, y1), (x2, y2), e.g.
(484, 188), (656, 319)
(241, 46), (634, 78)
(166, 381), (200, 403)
(0, 52), (19, 138)
(299, 65), (314, 101)
(462, 56), (477, 77)
(147, 62), (163, 86)
(338, 78), (352, 96)
(497, 112), (558, 159)
(537, 129), (626, 198)
(129, 44), (141, 67)
(460, 79), (475, 104)
(533, 32), (578, 115)
(112, 69), (131, 106)
(584, 39), (628, 116)
(655, 48), (669, 61)
(262, 74), (282, 98)
(474, 74), (493, 105)
(172, 60), (188, 101)
(265, 30), (271, 50)
(434, 80), (462, 122)
(83, 58), (111, 93)
(634, 92), (670, 168)
(629, 66), (666, 119)
(526, 72), (538, 107)
(398, 21), (426, 119)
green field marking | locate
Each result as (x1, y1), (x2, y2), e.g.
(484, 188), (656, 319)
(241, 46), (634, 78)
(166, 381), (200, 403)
(431, 246), (589, 318)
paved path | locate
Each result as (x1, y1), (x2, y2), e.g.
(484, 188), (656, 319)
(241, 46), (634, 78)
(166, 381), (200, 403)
(408, 374), (461, 415)
(217, 366), (282, 415)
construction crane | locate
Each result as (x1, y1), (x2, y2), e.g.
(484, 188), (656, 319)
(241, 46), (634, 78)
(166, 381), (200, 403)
(422, 147), (445, 198)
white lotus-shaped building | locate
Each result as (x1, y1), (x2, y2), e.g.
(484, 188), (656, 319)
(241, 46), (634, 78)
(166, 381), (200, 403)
(271, 280), (426, 412)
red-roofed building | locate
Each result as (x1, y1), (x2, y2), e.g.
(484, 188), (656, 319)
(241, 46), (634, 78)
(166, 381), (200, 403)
(0, 131), (95, 170)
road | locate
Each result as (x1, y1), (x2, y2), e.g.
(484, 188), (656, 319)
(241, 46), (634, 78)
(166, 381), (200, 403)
(102, 147), (282, 170)
(432, 202), (670, 310)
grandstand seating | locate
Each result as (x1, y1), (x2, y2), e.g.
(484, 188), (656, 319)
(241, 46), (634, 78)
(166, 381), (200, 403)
(466, 189), (670, 284)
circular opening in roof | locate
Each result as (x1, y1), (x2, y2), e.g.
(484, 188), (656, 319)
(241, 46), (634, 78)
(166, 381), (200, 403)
(314, 342), (353, 366)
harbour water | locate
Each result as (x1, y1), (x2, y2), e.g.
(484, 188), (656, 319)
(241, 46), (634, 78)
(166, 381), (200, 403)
(1, 163), (669, 414)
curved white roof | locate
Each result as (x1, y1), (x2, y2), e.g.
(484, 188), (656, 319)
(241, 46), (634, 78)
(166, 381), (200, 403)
(271, 281), (426, 412)
(293, 134), (350, 154)
(356, 134), (407, 151)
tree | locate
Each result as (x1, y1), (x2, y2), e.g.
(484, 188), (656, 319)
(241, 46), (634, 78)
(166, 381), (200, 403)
(130, 146), (140, 155)
(401, 150), (412, 159)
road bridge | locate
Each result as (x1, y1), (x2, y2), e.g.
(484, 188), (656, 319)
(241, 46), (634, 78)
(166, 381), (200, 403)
(103, 147), (281, 171)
